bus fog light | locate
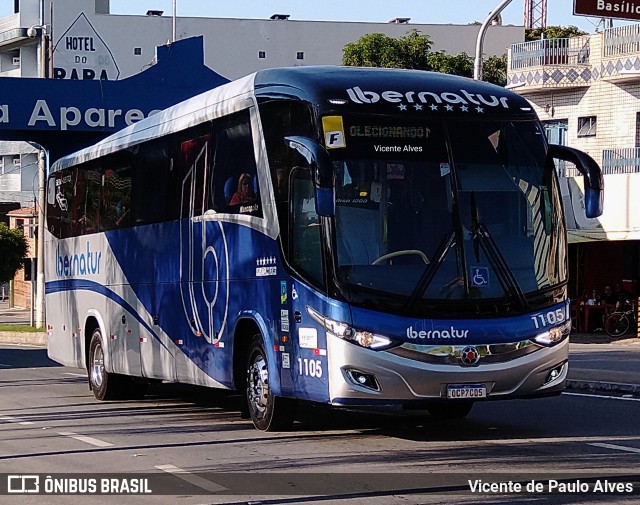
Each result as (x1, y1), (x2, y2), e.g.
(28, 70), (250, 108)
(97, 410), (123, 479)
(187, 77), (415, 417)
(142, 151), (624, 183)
(544, 362), (566, 385)
(345, 369), (380, 391)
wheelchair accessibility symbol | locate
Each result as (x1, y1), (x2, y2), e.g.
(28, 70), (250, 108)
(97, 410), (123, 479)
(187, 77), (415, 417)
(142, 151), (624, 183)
(471, 266), (490, 287)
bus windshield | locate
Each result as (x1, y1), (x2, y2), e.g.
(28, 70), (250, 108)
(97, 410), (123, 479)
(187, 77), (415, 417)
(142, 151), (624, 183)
(330, 116), (566, 305)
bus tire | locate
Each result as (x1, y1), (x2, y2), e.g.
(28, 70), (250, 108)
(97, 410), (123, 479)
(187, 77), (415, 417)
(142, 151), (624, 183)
(88, 329), (125, 401)
(246, 335), (296, 431)
(427, 400), (474, 420)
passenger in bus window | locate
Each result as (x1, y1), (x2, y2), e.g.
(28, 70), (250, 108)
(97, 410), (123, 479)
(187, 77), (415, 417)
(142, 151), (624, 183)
(274, 168), (288, 202)
(229, 173), (256, 205)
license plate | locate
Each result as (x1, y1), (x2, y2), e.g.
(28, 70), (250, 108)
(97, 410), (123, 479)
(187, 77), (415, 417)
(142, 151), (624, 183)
(447, 384), (487, 399)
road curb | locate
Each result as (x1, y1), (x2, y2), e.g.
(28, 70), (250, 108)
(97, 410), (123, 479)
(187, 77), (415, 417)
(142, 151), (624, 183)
(566, 379), (640, 395)
(0, 331), (46, 346)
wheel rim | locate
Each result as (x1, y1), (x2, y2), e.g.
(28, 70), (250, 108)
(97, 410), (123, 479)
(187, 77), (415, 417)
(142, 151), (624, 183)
(247, 353), (269, 415)
(91, 343), (105, 388)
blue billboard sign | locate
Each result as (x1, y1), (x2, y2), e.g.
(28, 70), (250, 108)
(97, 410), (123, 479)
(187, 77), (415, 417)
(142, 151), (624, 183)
(0, 36), (229, 161)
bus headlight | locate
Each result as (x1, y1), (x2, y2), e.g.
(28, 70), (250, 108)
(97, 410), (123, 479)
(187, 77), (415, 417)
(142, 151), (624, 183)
(532, 321), (571, 347)
(307, 307), (399, 350)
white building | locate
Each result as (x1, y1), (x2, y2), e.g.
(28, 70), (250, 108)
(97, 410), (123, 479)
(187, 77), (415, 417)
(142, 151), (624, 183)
(0, 141), (37, 206)
(2, 0), (523, 81)
(507, 26), (640, 317)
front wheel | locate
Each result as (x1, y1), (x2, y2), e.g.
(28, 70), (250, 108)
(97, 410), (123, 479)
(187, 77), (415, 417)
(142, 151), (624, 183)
(246, 335), (296, 431)
(604, 313), (630, 337)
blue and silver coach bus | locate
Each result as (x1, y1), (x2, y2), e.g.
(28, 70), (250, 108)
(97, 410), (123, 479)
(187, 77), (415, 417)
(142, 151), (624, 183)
(45, 67), (603, 430)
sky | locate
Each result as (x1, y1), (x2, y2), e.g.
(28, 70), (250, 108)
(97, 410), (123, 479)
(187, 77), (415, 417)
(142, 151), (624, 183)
(1, 0), (635, 33)
(105, 0), (633, 32)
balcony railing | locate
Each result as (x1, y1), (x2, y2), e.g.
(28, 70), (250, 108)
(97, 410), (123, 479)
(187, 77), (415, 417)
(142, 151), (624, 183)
(555, 161), (580, 178)
(510, 37), (590, 71)
(603, 24), (640, 57)
(602, 148), (640, 174)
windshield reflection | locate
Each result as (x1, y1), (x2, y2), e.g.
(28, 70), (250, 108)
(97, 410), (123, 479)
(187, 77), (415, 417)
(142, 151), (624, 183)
(331, 117), (566, 305)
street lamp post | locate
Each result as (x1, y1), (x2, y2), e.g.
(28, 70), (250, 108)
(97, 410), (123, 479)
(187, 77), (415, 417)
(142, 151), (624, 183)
(474, 0), (513, 80)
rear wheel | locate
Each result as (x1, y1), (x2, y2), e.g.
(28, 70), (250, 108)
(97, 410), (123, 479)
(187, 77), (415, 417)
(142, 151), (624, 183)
(246, 335), (296, 431)
(604, 313), (630, 337)
(88, 329), (126, 400)
(427, 400), (474, 420)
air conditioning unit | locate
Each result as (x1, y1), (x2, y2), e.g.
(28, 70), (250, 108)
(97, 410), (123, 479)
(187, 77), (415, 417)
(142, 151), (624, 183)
(12, 57), (20, 66)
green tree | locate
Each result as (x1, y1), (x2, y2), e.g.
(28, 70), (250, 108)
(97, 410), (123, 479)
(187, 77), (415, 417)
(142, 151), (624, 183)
(426, 52), (473, 77)
(342, 30), (507, 85)
(343, 30), (433, 69)
(0, 222), (28, 283)
(482, 53), (508, 87)
(396, 29), (434, 69)
(526, 25), (587, 41)
(342, 33), (404, 68)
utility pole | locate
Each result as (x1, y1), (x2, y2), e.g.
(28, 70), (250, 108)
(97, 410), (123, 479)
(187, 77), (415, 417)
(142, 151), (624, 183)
(32, 0), (50, 329)
(172, 0), (177, 42)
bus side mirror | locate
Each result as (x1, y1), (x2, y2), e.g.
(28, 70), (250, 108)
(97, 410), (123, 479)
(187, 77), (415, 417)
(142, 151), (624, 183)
(548, 144), (604, 218)
(284, 136), (335, 216)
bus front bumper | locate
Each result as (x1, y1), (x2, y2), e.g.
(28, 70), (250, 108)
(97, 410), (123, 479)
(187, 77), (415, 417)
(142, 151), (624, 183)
(327, 336), (569, 408)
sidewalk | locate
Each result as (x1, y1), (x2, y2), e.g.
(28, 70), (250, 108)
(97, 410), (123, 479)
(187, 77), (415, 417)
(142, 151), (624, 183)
(0, 298), (45, 345)
(1, 298), (639, 395)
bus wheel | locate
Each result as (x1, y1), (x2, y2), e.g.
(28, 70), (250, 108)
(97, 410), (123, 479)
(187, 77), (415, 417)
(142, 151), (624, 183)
(427, 400), (474, 420)
(246, 335), (296, 431)
(88, 329), (124, 401)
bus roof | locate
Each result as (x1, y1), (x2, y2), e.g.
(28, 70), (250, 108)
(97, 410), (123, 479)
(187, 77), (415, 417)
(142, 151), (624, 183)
(253, 66), (533, 117)
(51, 66), (535, 173)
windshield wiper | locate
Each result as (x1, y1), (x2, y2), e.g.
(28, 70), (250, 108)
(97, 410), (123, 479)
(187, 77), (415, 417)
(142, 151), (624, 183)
(470, 192), (528, 308)
(406, 231), (456, 310)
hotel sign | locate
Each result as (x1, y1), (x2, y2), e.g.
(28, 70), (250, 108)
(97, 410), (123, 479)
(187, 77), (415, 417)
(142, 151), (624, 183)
(574, 0), (640, 21)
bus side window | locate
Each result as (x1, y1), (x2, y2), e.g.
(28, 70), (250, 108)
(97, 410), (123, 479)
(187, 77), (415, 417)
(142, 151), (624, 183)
(101, 165), (132, 230)
(130, 139), (172, 225)
(210, 110), (262, 216)
(290, 169), (323, 285)
(176, 134), (211, 219)
(46, 174), (63, 238)
(74, 167), (102, 235)
(58, 172), (72, 238)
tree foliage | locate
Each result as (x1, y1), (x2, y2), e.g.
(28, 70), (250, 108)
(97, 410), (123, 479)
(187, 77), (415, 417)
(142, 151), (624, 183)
(482, 53), (508, 87)
(525, 25), (587, 42)
(342, 31), (432, 69)
(0, 222), (28, 283)
(426, 52), (473, 78)
(342, 29), (508, 86)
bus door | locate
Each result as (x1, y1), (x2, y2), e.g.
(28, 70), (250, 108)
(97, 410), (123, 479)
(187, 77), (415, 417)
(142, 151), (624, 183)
(286, 169), (331, 403)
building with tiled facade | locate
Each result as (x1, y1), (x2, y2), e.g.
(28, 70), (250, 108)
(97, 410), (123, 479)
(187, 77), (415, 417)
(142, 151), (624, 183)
(507, 25), (640, 330)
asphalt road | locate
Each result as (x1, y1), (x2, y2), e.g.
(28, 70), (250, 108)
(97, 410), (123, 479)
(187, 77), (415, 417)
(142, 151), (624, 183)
(0, 344), (639, 505)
